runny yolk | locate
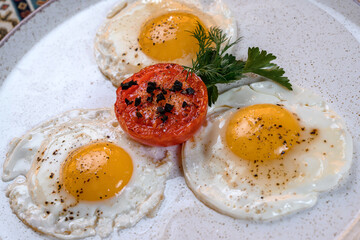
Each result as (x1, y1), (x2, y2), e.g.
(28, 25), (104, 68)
(138, 12), (206, 61)
(226, 104), (301, 161)
(61, 142), (133, 201)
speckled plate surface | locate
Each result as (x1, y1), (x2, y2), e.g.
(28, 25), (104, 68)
(0, 0), (359, 239)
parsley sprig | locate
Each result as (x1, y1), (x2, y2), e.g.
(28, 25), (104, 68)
(184, 23), (292, 106)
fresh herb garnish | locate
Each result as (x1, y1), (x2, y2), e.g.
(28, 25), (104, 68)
(184, 23), (292, 106)
(243, 47), (292, 90)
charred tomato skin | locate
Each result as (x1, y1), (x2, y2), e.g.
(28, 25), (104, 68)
(114, 63), (208, 147)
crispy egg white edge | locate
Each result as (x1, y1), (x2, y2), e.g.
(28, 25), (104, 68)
(3, 108), (177, 239)
(2, 108), (111, 182)
(182, 80), (353, 221)
(94, 0), (238, 87)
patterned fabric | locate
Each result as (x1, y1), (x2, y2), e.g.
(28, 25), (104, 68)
(0, 0), (49, 41)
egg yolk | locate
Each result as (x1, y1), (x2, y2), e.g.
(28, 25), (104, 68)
(61, 142), (133, 201)
(226, 104), (301, 161)
(138, 12), (206, 61)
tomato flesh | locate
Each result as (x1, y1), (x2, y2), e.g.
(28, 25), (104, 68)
(114, 63), (208, 146)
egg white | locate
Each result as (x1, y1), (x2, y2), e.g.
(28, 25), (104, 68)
(94, 0), (237, 87)
(182, 81), (353, 221)
(3, 108), (178, 239)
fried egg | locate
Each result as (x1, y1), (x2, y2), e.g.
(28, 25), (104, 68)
(182, 81), (353, 220)
(94, 0), (236, 87)
(2, 108), (178, 239)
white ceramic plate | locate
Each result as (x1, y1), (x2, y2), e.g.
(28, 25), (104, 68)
(0, 0), (359, 239)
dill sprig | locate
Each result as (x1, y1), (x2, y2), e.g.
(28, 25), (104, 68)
(184, 23), (292, 106)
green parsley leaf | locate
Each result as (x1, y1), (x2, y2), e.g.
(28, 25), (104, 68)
(243, 47), (292, 90)
(207, 85), (219, 106)
(184, 23), (292, 106)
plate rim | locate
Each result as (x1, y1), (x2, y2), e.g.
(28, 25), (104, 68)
(0, 0), (56, 48)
